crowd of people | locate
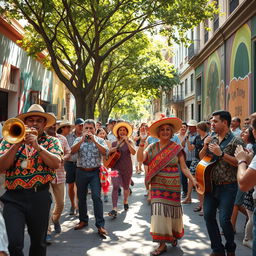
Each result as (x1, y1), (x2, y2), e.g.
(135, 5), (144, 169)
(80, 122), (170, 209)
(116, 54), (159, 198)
(0, 105), (256, 256)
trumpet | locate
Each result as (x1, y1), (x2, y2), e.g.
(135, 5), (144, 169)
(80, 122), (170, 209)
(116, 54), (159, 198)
(2, 118), (38, 144)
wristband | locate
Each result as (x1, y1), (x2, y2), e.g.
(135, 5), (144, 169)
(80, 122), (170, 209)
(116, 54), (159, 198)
(220, 151), (224, 158)
(238, 160), (247, 165)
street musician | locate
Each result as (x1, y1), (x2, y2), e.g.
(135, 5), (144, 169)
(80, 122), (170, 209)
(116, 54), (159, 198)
(199, 110), (244, 256)
(0, 104), (62, 256)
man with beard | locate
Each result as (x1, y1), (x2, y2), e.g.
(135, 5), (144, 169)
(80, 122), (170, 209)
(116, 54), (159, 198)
(0, 104), (62, 256)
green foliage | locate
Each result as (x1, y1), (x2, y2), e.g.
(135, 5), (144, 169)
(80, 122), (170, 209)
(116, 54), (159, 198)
(1, 0), (217, 118)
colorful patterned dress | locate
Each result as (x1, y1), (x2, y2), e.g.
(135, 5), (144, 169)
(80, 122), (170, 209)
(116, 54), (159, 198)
(145, 141), (184, 243)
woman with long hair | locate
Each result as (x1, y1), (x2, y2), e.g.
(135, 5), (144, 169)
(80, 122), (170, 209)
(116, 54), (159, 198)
(137, 117), (196, 255)
(108, 122), (136, 218)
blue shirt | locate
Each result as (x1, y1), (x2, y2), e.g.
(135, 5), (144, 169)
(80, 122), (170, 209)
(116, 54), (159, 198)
(146, 134), (181, 145)
(74, 136), (108, 168)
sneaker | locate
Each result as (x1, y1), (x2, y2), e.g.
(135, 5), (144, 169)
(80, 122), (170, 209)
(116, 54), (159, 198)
(243, 239), (253, 249)
(69, 206), (75, 215)
(53, 220), (61, 234)
(103, 195), (108, 202)
(46, 234), (52, 245)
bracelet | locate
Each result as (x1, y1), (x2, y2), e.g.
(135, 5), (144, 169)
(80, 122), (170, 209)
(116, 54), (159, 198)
(139, 144), (145, 147)
(220, 151), (224, 158)
(238, 160), (247, 165)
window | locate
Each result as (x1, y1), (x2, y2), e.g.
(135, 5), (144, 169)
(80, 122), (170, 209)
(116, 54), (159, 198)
(213, 0), (219, 32)
(191, 103), (194, 119)
(190, 74), (194, 92)
(185, 79), (188, 96)
(204, 20), (209, 44)
(229, 0), (239, 14)
(10, 66), (19, 84)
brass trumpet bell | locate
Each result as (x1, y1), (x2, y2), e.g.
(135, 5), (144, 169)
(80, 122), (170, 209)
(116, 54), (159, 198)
(2, 118), (38, 144)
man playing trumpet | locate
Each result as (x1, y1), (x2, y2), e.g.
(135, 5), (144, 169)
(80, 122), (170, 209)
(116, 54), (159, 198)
(0, 104), (63, 256)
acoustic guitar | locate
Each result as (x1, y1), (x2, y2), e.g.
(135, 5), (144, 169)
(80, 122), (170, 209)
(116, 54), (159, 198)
(195, 155), (217, 195)
(103, 150), (121, 168)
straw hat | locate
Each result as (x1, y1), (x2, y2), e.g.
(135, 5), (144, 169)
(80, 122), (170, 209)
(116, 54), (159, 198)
(16, 104), (56, 127)
(113, 122), (133, 137)
(58, 120), (72, 129)
(187, 119), (198, 126)
(149, 117), (182, 138)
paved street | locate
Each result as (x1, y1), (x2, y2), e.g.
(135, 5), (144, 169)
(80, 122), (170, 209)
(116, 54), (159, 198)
(24, 173), (251, 256)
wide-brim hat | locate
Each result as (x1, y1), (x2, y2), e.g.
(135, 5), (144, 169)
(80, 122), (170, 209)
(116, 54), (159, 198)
(16, 104), (56, 127)
(149, 117), (182, 138)
(113, 122), (133, 137)
(187, 119), (198, 126)
(58, 120), (72, 129)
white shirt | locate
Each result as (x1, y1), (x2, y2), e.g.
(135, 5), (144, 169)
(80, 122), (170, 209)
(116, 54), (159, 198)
(232, 127), (241, 137)
(0, 213), (9, 255)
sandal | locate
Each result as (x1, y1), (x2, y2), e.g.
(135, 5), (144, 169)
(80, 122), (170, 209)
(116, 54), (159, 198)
(108, 210), (117, 218)
(181, 198), (192, 204)
(151, 245), (167, 256)
(124, 204), (129, 211)
(193, 205), (202, 212)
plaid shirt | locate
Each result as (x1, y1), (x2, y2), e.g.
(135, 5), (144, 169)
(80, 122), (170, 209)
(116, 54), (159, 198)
(51, 134), (71, 184)
(0, 132), (63, 190)
(66, 131), (79, 162)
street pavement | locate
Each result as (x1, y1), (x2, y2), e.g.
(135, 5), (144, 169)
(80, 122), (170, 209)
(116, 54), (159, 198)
(24, 173), (252, 256)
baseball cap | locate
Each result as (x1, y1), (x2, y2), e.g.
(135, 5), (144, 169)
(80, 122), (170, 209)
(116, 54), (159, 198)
(108, 118), (116, 124)
(75, 118), (84, 125)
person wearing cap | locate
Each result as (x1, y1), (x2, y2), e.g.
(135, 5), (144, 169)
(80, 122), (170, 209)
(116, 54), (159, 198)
(0, 104), (63, 256)
(57, 120), (72, 136)
(71, 119), (108, 236)
(181, 119), (198, 200)
(65, 117), (84, 215)
(107, 122), (136, 218)
(137, 117), (196, 255)
(107, 118), (117, 143)
(45, 119), (71, 243)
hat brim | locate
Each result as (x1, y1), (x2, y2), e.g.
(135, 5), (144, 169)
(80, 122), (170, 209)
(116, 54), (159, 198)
(16, 112), (56, 128)
(58, 122), (72, 129)
(113, 122), (133, 137)
(149, 117), (182, 138)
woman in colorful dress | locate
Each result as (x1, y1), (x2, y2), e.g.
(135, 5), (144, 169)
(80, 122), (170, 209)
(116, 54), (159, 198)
(137, 117), (196, 256)
(108, 122), (136, 217)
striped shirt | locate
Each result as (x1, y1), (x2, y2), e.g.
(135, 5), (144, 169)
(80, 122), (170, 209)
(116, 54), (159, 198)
(52, 134), (71, 184)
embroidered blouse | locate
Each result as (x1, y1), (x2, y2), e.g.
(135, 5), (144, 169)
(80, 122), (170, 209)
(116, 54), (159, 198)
(0, 132), (63, 190)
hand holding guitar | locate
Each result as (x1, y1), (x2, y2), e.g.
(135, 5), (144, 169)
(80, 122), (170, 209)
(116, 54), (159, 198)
(204, 136), (212, 146)
(208, 143), (222, 156)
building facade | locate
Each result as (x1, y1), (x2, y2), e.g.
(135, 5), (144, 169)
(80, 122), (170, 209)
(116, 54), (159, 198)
(0, 17), (75, 122)
(156, 0), (256, 123)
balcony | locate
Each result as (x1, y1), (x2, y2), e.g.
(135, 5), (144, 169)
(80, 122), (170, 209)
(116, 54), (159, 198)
(171, 94), (184, 103)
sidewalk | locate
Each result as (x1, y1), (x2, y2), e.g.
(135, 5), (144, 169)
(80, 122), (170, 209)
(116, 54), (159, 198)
(24, 173), (251, 256)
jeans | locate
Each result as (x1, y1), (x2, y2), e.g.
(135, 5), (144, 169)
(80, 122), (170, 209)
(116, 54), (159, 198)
(204, 183), (237, 254)
(76, 168), (105, 228)
(253, 207), (256, 255)
(1, 187), (51, 256)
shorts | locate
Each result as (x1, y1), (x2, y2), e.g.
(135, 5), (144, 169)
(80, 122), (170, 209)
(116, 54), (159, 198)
(234, 188), (246, 206)
(64, 161), (77, 184)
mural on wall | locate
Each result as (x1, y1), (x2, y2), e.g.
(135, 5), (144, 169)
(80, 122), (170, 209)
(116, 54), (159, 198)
(226, 24), (251, 121)
(203, 50), (225, 119)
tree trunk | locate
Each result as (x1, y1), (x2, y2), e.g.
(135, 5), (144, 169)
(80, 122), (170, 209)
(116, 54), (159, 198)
(73, 92), (95, 119)
(99, 109), (110, 124)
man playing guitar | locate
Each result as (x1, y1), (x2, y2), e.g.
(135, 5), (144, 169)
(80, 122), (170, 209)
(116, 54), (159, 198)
(199, 111), (244, 256)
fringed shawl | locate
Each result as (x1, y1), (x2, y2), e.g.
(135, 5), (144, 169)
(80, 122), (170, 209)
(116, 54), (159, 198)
(145, 142), (183, 185)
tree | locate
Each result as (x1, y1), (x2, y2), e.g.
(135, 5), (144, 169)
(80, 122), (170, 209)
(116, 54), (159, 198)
(2, 0), (217, 118)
